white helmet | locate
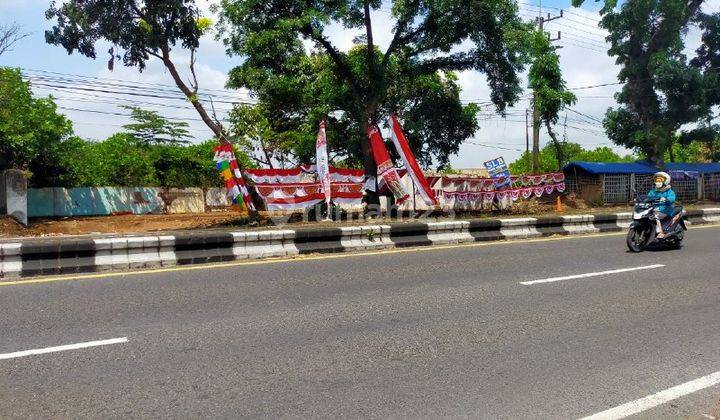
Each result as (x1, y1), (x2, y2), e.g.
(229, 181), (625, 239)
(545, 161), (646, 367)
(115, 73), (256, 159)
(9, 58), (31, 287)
(653, 171), (671, 189)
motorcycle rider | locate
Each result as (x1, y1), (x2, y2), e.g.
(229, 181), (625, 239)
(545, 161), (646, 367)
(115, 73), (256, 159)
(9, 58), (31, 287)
(647, 171), (676, 239)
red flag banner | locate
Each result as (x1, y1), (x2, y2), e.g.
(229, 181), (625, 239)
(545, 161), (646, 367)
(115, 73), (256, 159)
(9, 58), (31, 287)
(368, 125), (409, 205)
(389, 114), (437, 206)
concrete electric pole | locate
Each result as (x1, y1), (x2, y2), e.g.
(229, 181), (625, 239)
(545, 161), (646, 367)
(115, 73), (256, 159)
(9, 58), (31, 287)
(531, 10), (563, 174)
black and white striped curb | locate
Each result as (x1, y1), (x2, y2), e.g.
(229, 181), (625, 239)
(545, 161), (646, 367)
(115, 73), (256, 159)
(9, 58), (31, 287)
(2, 208), (719, 279)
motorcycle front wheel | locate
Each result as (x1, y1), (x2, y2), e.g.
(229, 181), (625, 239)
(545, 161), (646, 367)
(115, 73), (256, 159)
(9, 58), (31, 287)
(626, 227), (650, 252)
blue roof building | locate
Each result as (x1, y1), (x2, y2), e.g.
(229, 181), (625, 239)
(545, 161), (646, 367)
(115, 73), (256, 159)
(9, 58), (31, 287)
(563, 161), (720, 204)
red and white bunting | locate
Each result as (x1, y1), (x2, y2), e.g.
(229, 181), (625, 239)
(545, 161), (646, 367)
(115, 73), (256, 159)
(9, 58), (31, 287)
(389, 114), (437, 206)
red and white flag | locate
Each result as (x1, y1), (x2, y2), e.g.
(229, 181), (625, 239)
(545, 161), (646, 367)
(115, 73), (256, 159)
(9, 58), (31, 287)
(389, 114), (437, 206)
(315, 118), (331, 206)
(368, 125), (409, 204)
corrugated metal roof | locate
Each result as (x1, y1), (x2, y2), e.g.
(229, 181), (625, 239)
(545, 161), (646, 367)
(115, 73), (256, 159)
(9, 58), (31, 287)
(564, 161), (720, 175)
(563, 161), (657, 175)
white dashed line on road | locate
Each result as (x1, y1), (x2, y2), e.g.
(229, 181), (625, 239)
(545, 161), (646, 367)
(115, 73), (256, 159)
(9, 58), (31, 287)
(520, 264), (665, 285)
(579, 370), (720, 420)
(0, 337), (128, 360)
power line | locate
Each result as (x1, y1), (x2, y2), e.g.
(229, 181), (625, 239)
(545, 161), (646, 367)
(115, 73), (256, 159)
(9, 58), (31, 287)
(20, 67), (250, 98)
(56, 106), (225, 123)
(567, 107), (604, 123)
(27, 81), (256, 105)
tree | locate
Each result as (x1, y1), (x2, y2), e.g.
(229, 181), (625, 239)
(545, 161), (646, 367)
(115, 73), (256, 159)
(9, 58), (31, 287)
(528, 30), (576, 171)
(121, 106), (192, 145)
(45, 1), (232, 145)
(228, 104), (302, 168)
(0, 23), (30, 57)
(572, 0), (720, 167)
(509, 142), (634, 174)
(0, 67), (74, 186)
(216, 0), (532, 201)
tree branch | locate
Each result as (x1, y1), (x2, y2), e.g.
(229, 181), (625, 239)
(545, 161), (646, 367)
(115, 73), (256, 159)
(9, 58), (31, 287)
(0, 23), (31, 57)
(364, 1), (376, 76)
(158, 44), (230, 144)
(189, 48), (199, 94)
(381, 0), (422, 70)
(300, 25), (364, 101)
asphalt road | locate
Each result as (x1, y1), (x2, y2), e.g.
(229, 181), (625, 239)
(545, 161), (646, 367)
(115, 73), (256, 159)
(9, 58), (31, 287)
(1, 226), (719, 419)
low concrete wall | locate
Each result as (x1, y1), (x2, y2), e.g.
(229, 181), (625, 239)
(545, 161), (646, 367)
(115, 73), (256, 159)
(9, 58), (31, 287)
(28, 187), (224, 217)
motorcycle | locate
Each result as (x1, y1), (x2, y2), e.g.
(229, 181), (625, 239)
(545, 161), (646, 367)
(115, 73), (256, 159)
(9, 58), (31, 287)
(626, 195), (687, 252)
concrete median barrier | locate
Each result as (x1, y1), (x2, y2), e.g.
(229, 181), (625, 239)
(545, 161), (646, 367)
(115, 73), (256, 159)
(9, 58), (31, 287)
(1, 208), (719, 280)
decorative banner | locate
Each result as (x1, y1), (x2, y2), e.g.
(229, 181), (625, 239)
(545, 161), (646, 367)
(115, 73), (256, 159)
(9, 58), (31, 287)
(544, 184), (555, 194)
(555, 182), (566, 193)
(510, 189), (521, 201)
(213, 143), (256, 211)
(389, 114), (437, 206)
(244, 166), (363, 184)
(533, 186), (544, 197)
(315, 118), (332, 206)
(368, 125), (409, 204)
(553, 173), (565, 183)
(521, 187), (533, 199)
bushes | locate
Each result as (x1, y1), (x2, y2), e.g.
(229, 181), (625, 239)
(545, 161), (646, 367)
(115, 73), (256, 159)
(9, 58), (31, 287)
(53, 136), (251, 188)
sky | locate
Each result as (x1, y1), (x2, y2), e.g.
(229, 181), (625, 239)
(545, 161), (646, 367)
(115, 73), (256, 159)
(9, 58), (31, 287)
(1, 0), (718, 169)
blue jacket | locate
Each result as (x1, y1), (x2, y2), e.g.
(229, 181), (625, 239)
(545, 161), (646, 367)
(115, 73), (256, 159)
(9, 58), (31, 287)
(647, 188), (676, 215)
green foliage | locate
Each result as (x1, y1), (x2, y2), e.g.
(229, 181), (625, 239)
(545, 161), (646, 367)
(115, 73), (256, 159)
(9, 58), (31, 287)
(528, 32), (577, 126)
(0, 67), (74, 185)
(217, 0), (533, 171)
(664, 139), (718, 163)
(121, 106), (192, 145)
(45, 0), (204, 71)
(573, 0), (720, 165)
(509, 142), (635, 174)
(528, 30), (576, 170)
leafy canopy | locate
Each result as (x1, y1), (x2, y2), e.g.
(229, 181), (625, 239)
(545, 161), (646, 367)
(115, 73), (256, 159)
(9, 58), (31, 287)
(216, 0), (533, 172)
(121, 106), (192, 145)
(0, 67), (74, 185)
(528, 30), (577, 170)
(45, 0), (204, 71)
(572, 0), (720, 165)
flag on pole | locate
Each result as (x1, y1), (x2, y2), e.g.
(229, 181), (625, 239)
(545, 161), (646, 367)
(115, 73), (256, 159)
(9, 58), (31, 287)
(389, 114), (437, 206)
(315, 118), (332, 206)
(213, 143), (256, 211)
(367, 125), (409, 204)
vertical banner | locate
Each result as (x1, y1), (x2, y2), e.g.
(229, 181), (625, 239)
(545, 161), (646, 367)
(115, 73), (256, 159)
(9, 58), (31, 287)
(315, 118), (332, 206)
(389, 114), (437, 206)
(367, 125), (409, 204)
(213, 143), (256, 211)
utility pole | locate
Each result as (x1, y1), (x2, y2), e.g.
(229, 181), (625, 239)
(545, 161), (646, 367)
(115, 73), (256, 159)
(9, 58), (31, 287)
(531, 10), (563, 174)
(525, 109), (530, 159)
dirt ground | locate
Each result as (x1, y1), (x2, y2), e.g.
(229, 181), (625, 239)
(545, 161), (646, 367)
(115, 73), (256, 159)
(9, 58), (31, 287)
(0, 195), (710, 238)
(0, 212), (250, 238)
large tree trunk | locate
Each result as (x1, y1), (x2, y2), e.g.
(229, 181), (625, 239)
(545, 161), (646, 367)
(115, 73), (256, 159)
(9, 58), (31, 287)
(360, 116), (380, 208)
(159, 46), (262, 214)
(545, 120), (564, 171)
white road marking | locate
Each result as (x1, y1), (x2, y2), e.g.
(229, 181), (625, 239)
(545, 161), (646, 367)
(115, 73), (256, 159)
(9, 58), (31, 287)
(521, 264), (665, 285)
(0, 337), (128, 360)
(579, 370), (720, 420)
